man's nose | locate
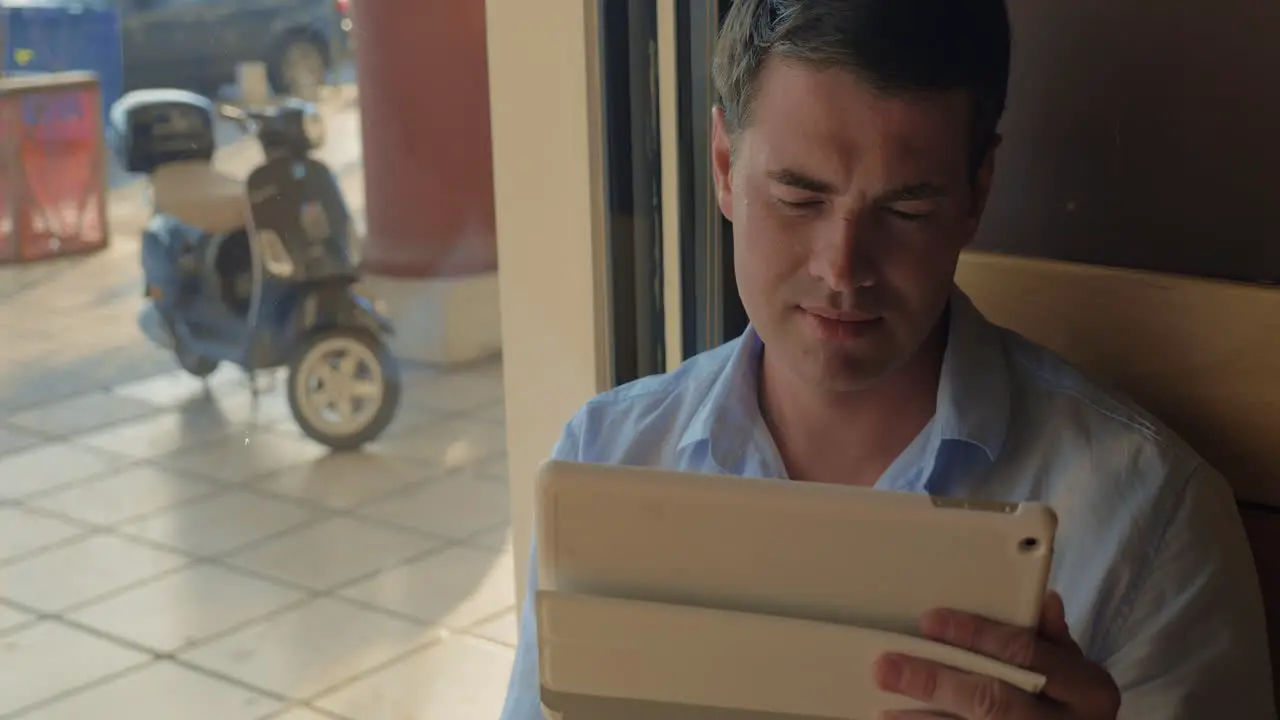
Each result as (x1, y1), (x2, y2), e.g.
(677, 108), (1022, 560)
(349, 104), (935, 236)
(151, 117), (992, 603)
(808, 217), (874, 292)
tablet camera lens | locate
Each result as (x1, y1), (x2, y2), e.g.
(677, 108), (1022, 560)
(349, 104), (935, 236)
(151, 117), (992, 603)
(1018, 537), (1039, 552)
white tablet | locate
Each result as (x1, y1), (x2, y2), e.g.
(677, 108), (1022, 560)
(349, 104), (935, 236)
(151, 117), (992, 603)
(533, 460), (1058, 719)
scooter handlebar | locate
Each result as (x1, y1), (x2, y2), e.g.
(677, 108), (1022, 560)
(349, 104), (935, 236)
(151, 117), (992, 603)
(216, 104), (254, 127)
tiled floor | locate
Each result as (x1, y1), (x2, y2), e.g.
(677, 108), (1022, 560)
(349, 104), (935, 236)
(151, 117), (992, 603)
(0, 361), (517, 719)
(0, 81), (517, 718)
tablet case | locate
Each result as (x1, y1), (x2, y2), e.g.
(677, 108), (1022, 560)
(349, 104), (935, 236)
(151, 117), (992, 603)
(534, 460), (1058, 719)
(537, 591), (1047, 719)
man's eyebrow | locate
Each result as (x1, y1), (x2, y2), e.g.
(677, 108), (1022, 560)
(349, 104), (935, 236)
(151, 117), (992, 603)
(766, 168), (837, 194)
(879, 182), (948, 203)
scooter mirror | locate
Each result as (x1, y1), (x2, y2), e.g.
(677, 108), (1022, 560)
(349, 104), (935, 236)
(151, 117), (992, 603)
(302, 110), (327, 149)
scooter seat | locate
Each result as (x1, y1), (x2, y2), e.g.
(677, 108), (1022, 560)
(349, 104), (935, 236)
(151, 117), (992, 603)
(152, 161), (247, 236)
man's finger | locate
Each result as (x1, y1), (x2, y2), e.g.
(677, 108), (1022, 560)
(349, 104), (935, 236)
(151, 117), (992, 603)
(919, 608), (1097, 704)
(873, 653), (1041, 719)
(1037, 591), (1073, 645)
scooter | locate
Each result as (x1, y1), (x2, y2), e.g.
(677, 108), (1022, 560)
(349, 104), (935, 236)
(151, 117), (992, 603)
(108, 89), (401, 450)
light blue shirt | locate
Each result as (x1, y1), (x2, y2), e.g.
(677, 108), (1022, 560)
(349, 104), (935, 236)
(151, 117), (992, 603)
(500, 290), (1275, 719)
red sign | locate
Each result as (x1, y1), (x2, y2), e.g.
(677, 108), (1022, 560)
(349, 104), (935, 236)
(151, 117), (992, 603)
(0, 78), (108, 264)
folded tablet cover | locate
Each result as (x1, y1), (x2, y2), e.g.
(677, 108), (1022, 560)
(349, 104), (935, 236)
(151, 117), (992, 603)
(537, 591), (1046, 720)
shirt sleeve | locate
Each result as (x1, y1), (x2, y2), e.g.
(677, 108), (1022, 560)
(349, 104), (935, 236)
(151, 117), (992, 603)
(1107, 461), (1276, 718)
(499, 413), (586, 720)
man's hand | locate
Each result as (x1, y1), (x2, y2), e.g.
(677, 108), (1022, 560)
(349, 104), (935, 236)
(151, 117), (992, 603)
(871, 591), (1121, 719)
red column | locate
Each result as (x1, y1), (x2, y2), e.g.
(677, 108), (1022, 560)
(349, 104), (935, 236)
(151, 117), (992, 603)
(352, 0), (496, 278)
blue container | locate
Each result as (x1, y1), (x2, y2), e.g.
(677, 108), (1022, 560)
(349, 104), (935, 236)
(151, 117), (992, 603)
(1, 0), (124, 122)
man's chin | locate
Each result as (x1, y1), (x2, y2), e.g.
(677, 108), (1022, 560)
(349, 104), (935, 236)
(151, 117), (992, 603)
(801, 349), (897, 393)
(759, 323), (898, 389)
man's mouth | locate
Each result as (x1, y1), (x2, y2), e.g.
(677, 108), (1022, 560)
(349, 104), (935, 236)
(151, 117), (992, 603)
(799, 306), (885, 340)
(801, 306), (881, 323)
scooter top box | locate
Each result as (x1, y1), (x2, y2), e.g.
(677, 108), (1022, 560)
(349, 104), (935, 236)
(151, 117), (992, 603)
(108, 88), (215, 174)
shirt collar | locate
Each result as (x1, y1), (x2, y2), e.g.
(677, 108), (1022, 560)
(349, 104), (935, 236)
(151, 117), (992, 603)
(679, 327), (766, 473)
(936, 289), (1011, 461)
(679, 287), (1012, 473)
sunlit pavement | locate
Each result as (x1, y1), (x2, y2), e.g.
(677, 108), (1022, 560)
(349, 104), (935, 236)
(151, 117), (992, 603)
(0, 83), (516, 719)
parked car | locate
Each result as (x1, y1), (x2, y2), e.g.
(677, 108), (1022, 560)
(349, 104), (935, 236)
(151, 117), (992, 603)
(103, 0), (350, 100)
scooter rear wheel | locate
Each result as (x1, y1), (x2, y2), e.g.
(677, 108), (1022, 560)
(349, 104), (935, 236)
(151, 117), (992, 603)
(287, 328), (401, 451)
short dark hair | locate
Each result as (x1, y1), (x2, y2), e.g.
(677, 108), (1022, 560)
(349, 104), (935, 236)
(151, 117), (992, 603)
(712, 0), (1012, 171)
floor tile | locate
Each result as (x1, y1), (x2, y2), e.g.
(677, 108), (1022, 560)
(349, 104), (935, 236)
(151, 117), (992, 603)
(239, 397), (315, 432)
(77, 409), (236, 460)
(0, 534), (189, 612)
(158, 432), (331, 484)
(8, 391), (163, 436)
(111, 367), (252, 408)
(180, 597), (437, 700)
(0, 621), (149, 716)
(314, 635), (513, 720)
(0, 603), (34, 634)
(0, 442), (129, 500)
(0, 507), (88, 563)
(29, 465), (223, 526)
(403, 365), (504, 415)
(257, 708), (338, 720)
(357, 472), (510, 539)
(469, 610), (519, 648)
(215, 388), (297, 429)
(372, 418), (507, 472)
(69, 564), (307, 653)
(23, 660), (284, 720)
(466, 398), (506, 425)
(251, 452), (425, 510)
(0, 425), (48, 458)
(120, 491), (317, 558)
(340, 545), (515, 630)
(444, 359), (504, 384)
(446, 448), (510, 488)
(468, 525), (514, 552)
(478, 453), (510, 482)
(226, 516), (440, 592)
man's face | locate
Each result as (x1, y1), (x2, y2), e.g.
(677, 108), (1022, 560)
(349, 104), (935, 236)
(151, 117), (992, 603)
(712, 58), (997, 392)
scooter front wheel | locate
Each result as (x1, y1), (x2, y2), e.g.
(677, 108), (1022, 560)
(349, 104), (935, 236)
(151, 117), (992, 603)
(287, 328), (401, 451)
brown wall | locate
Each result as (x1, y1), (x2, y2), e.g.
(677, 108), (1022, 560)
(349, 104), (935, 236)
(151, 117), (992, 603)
(976, 1), (1280, 283)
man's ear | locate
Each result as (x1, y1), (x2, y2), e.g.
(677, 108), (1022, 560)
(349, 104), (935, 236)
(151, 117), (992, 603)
(965, 133), (1002, 244)
(711, 106), (735, 221)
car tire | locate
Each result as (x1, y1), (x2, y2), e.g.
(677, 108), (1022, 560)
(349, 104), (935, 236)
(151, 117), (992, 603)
(270, 35), (329, 103)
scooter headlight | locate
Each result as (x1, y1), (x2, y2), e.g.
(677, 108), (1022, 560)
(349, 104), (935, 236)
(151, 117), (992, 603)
(302, 109), (327, 149)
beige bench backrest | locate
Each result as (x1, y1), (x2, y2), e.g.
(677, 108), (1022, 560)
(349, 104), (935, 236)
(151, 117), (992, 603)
(956, 250), (1280, 703)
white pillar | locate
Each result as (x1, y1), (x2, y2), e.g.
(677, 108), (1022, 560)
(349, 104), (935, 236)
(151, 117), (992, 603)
(486, 0), (612, 606)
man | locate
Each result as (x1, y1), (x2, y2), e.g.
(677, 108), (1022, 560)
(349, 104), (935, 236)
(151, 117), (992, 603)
(501, 0), (1275, 717)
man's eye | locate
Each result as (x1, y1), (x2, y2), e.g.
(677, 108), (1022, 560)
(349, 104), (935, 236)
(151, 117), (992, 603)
(885, 206), (931, 221)
(776, 198), (822, 212)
